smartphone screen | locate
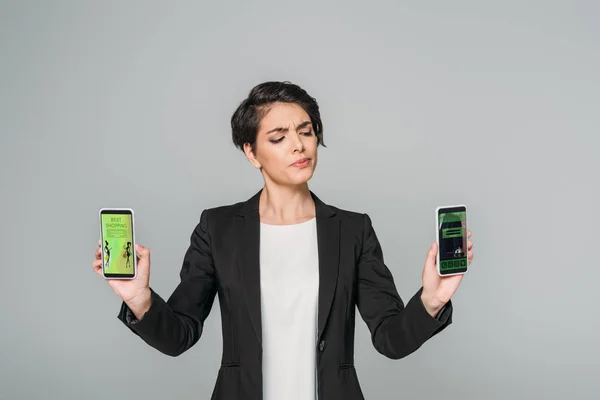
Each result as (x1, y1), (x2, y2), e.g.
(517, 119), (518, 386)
(100, 209), (136, 279)
(437, 206), (468, 275)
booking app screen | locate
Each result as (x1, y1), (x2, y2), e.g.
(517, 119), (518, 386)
(101, 213), (134, 275)
(438, 210), (467, 273)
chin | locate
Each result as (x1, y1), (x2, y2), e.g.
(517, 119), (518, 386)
(285, 168), (315, 186)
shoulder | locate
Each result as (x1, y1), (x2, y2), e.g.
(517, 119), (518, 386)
(326, 204), (375, 233)
(311, 190), (376, 236)
(204, 200), (246, 217)
(328, 203), (365, 221)
(185, 199), (247, 241)
(198, 199), (246, 227)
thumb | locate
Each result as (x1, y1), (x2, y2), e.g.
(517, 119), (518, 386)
(135, 244), (149, 259)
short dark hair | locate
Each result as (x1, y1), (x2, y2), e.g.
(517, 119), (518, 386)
(230, 81), (325, 153)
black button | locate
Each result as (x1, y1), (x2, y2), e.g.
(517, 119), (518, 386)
(319, 341), (325, 351)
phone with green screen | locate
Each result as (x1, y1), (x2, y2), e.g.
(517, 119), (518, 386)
(435, 205), (468, 276)
(99, 208), (137, 279)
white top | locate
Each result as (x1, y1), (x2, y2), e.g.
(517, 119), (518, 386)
(259, 218), (319, 400)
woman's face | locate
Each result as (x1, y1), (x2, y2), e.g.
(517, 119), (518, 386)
(245, 102), (318, 187)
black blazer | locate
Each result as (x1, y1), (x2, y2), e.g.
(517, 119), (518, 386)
(118, 190), (453, 399)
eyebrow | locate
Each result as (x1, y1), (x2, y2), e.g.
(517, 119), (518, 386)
(265, 121), (312, 135)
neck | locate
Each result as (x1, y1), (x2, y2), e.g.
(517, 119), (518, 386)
(259, 182), (315, 225)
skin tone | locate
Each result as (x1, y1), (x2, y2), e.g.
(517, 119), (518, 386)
(243, 102), (318, 226)
(92, 101), (474, 319)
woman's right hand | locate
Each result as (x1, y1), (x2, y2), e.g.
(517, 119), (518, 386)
(93, 240), (152, 318)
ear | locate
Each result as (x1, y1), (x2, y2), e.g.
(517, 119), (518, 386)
(243, 143), (262, 169)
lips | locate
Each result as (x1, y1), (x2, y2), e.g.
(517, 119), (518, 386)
(291, 157), (310, 167)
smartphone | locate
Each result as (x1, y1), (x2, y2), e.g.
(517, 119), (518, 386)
(435, 205), (468, 276)
(99, 208), (137, 279)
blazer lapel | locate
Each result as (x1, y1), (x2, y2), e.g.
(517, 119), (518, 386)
(237, 190), (263, 347)
(313, 193), (340, 344)
(236, 189), (341, 348)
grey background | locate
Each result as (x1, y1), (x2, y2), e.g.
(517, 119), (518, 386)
(1, 0), (598, 399)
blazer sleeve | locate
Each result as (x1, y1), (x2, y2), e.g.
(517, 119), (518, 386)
(356, 213), (453, 360)
(116, 209), (218, 357)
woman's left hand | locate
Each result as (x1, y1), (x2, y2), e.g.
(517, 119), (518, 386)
(421, 230), (474, 316)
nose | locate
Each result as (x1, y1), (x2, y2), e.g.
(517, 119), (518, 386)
(292, 132), (305, 152)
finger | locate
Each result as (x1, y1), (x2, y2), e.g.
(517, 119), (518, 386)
(468, 230), (472, 238)
(95, 248), (102, 260)
(468, 250), (473, 263)
(92, 259), (103, 276)
(427, 241), (438, 266)
(468, 240), (473, 250)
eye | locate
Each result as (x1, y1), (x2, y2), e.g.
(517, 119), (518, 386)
(301, 131), (313, 136)
(270, 137), (285, 144)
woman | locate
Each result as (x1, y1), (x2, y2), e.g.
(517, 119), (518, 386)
(124, 241), (132, 269)
(103, 240), (112, 269)
(92, 81), (474, 400)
